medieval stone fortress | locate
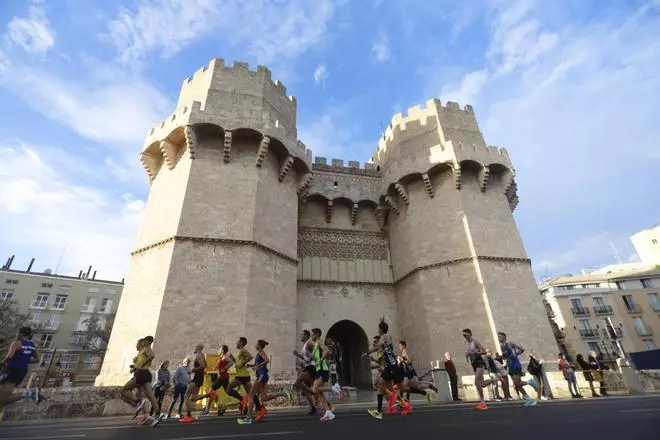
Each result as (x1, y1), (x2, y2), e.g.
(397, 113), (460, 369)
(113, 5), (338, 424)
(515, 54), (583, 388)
(96, 58), (557, 387)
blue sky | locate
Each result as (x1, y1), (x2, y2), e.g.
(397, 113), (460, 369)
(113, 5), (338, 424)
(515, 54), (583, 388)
(0, 0), (658, 281)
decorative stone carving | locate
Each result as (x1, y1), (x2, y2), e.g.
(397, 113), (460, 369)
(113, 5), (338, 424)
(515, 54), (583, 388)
(478, 166), (490, 192)
(223, 130), (232, 163)
(256, 135), (270, 167)
(341, 287), (349, 297)
(298, 228), (388, 260)
(326, 200), (333, 223)
(184, 125), (197, 159)
(279, 156), (295, 182)
(394, 183), (409, 205)
(159, 140), (178, 170)
(452, 162), (462, 189)
(351, 203), (358, 225)
(422, 173), (434, 198)
(298, 172), (313, 195)
(384, 195), (399, 215)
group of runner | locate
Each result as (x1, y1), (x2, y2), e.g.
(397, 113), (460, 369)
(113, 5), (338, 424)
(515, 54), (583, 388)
(0, 321), (540, 424)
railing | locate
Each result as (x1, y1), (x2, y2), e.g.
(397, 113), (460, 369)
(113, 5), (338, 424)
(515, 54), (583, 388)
(603, 328), (623, 338)
(580, 328), (599, 338)
(42, 322), (59, 331)
(572, 307), (590, 317)
(625, 304), (642, 314)
(593, 305), (613, 315)
(635, 327), (653, 337)
(29, 301), (49, 310)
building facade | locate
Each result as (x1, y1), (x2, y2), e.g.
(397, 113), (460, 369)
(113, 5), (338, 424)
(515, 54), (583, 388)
(631, 225), (660, 267)
(0, 260), (123, 386)
(97, 58), (557, 387)
(541, 270), (660, 364)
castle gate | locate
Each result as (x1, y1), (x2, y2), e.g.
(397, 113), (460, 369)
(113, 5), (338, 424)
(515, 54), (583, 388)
(326, 319), (371, 388)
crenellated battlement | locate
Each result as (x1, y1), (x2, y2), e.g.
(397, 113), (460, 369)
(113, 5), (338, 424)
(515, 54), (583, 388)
(312, 156), (379, 176)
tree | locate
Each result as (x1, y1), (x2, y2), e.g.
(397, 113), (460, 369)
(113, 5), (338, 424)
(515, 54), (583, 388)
(73, 312), (115, 353)
(0, 299), (31, 354)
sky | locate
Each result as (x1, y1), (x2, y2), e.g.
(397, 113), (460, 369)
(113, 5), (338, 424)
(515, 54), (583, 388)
(0, 0), (658, 282)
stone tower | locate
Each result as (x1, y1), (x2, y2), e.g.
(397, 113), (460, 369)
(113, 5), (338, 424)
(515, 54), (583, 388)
(98, 59), (556, 386)
(97, 59), (313, 385)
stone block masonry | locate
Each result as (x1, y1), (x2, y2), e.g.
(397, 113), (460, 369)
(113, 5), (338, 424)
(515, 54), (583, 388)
(98, 57), (557, 387)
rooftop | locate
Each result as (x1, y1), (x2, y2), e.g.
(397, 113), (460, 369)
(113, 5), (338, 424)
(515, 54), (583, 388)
(539, 267), (660, 290)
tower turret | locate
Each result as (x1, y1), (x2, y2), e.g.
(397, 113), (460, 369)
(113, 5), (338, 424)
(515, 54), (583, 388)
(97, 59), (312, 385)
(372, 99), (555, 374)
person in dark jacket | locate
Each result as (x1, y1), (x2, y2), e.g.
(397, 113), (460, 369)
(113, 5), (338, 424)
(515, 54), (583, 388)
(588, 351), (609, 396)
(576, 354), (598, 397)
(527, 353), (548, 400)
(443, 352), (460, 401)
(151, 360), (171, 415)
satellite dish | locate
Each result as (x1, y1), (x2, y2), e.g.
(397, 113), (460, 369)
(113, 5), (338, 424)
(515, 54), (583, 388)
(44, 268), (52, 274)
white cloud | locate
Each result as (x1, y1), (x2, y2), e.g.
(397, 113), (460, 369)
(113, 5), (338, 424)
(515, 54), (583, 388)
(372, 32), (391, 62)
(441, 70), (489, 106)
(1, 66), (171, 146)
(313, 64), (328, 85)
(106, 0), (338, 68)
(0, 143), (144, 280)
(6, 1), (55, 54)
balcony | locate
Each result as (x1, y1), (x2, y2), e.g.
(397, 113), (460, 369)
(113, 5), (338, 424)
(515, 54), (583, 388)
(635, 327), (653, 337)
(572, 307), (591, 317)
(593, 305), (613, 315)
(625, 304), (642, 314)
(29, 301), (49, 310)
(80, 304), (95, 313)
(580, 329), (599, 338)
(42, 322), (60, 331)
(603, 327), (623, 338)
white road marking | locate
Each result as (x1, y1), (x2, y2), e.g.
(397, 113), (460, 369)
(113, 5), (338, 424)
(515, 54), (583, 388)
(619, 408), (660, 413)
(162, 431), (303, 440)
(4, 435), (85, 440)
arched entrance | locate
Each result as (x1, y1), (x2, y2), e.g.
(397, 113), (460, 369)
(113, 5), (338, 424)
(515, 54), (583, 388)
(326, 320), (371, 388)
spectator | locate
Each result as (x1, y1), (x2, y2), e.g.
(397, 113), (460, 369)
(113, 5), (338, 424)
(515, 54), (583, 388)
(151, 360), (171, 416)
(576, 354), (599, 397)
(484, 349), (504, 401)
(557, 353), (581, 398)
(494, 352), (512, 400)
(444, 352), (460, 401)
(527, 353), (548, 400)
(588, 351), (609, 396)
(166, 358), (190, 419)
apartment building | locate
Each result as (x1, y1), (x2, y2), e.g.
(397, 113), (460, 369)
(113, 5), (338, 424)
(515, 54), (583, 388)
(540, 269), (660, 364)
(0, 257), (123, 386)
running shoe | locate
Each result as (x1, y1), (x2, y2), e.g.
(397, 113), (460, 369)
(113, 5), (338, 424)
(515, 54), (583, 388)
(320, 411), (335, 422)
(540, 396), (548, 401)
(173, 414), (181, 419)
(217, 407), (226, 416)
(401, 403), (413, 415)
(150, 414), (164, 427)
(524, 398), (537, 407)
(282, 389), (293, 402)
(138, 414), (151, 425)
(255, 407), (267, 422)
(387, 391), (397, 408)
(425, 389), (435, 406)
(368, 409), (383, 419)
(132, 400), (146, 419)
(237, 417), (252, 425)
(384, 406), (398, 415)
(475, 402), (488, 411)
(179, 415), (195, 423)
(209, 389), (218, 402)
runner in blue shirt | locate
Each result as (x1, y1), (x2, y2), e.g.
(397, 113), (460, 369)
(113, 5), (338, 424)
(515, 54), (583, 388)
(1, 326), (43, 409)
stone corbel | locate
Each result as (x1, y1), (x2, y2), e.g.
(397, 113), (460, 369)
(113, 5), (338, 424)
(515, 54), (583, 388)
(159, 140), (177, 170)
(256, 135), (270, 167)
(452, 162), (462, 190)
(510, 195), (519, 211)
(278, 156), (295, 182)
(326, 200), (333, 223)
(478, 166), (490, 193)
(139, 152), (160, 181)
(502, 169), (515, 195)
(384, 195), (400, 215)
(394, 183), (409, 205)
(298, 172), (312, 194)
(184, 125), (197, 159)
(422, 173), (434, 198)
(375, 205), (386, 229)
(223, 130), (232, 163)
(351, 203), (358, 225)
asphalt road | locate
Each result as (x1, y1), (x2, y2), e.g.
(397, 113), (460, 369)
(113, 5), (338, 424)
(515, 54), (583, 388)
(2, 396), (659, 440)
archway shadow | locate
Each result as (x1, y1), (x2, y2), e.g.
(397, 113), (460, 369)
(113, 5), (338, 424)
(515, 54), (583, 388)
(327, 320), (371, 388)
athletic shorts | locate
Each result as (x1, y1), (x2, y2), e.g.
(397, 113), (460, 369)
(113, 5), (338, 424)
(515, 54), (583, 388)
(315, 370), (330, 383)
(191, 374), (204, 388)
(405, 366), (417, 380)
(134, 369), (152, 387)
(508, 366), (523, 376)
(0, 367), (27, 386)
(257, 373), (269, 383)
(212, 376), (229, 390)
(304, 365), (317, 379)
(381, 365), (400, 382)
(471, 357), (486, 372)
(235, 376), (251, 385)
